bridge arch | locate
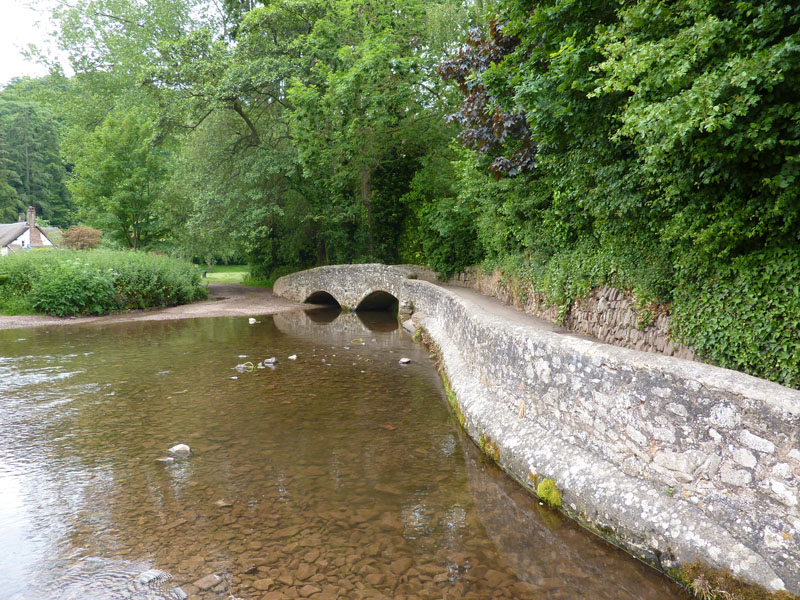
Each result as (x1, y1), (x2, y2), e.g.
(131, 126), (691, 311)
(355, 290), (399, 313)
(304, 290), (341, 308)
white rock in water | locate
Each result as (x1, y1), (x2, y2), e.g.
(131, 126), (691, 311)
(169, 444), (191, 457)
(399, 358), (411, 364)
(173, 588), (188, 600)
(262, 357), (278, 365)
(248, 318), (257, 324)
(288, 354), (297, 360)
(155, 456), (175, 464)
(137, 569), (171, 585)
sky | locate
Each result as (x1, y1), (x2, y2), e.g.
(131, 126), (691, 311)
(0, 1), (60, 87)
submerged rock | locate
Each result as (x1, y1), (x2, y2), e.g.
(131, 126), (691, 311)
(288, 354), (297, 360)
(169, 444), (191, 457)
(172, 588), (188, 600)
(399, 357), (411, 364)
(155, 457), (175, 464)
(193, 573), (221, 591)
(137, 569), (172, 585)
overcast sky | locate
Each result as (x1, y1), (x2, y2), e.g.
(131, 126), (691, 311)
(0, 1), (60, 87)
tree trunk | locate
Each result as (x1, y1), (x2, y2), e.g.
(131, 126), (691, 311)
(23, 108), (30, 201)
(361, 166), (375, 260)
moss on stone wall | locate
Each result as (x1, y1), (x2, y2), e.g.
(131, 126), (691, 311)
(674, 562), (800, 600)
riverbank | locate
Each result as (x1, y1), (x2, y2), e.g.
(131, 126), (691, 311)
(0, 283), (304, 330)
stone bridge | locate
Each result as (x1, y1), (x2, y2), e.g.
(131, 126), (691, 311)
(274, 263), (435, 312)
(274, 264), (800, 595)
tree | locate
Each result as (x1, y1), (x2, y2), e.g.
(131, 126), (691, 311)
(0, 125), (24, 222)
(594, 0), (800, 262)
(287, 0), (459, 261)
(68, 108), (166, 249)
(0, 95), (73, 226)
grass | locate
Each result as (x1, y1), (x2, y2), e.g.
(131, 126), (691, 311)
(201, 265), (298, 288)
(202, 265), (249, 284)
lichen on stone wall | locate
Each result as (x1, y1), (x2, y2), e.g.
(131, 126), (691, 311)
(412, 324), (465, 428)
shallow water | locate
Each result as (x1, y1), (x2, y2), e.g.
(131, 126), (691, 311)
(0, 310), (688, 600)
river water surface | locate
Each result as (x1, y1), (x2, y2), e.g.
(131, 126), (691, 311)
(0, 310), (689, 600)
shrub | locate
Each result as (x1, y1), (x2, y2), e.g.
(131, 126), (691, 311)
(0, 250), (207, 317)
(61, 226), (103, 249)
(31, 260), (115, 316)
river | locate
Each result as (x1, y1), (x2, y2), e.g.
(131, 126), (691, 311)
(0, 309), (688, 599)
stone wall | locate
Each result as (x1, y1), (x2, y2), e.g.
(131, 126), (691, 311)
(450, 267), (695, 360)
(274, 264), (800, 595)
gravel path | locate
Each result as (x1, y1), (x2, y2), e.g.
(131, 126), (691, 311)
(0, 284), (305, 330)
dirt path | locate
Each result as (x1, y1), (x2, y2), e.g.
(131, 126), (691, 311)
(0, 284), (305, 330)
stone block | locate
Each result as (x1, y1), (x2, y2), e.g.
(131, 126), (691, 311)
(740, 430), (776, 454)
(733, 448), (757, 469)
(766, 479), (798, 507)
(710, 403), (741, 428)
(720, 464), (753, 487)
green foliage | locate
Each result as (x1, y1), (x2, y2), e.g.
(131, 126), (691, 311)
(672, 247), (800, 389)
(31, 260), (115, 316)
(439, 0), (800, 387)
(536, 478), (562, 508)
(0, 250), (206, 316)
(67, 107), (167, 249)
(400, 148), (483, 277)
(593, 0), (800, 261)
(256, 264), (302, 289)
(286, 0), (459, 263)
(0, 94), (73, 226)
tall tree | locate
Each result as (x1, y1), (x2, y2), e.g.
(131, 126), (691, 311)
(287, 0), (459, 261)
(0, 124), (24, 223)
(0, 96), (72, 226)
(68, 108), (166, 249)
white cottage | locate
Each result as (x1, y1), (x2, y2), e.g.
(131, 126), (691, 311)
(0, 206), (57, 256)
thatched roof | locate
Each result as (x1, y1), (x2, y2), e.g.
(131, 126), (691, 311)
(0, 222), (27, 247)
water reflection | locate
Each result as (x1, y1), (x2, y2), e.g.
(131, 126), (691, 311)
(0, 313), (688, 599)
(355, 310), (401, 332)
(303, 307), (341, 324)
